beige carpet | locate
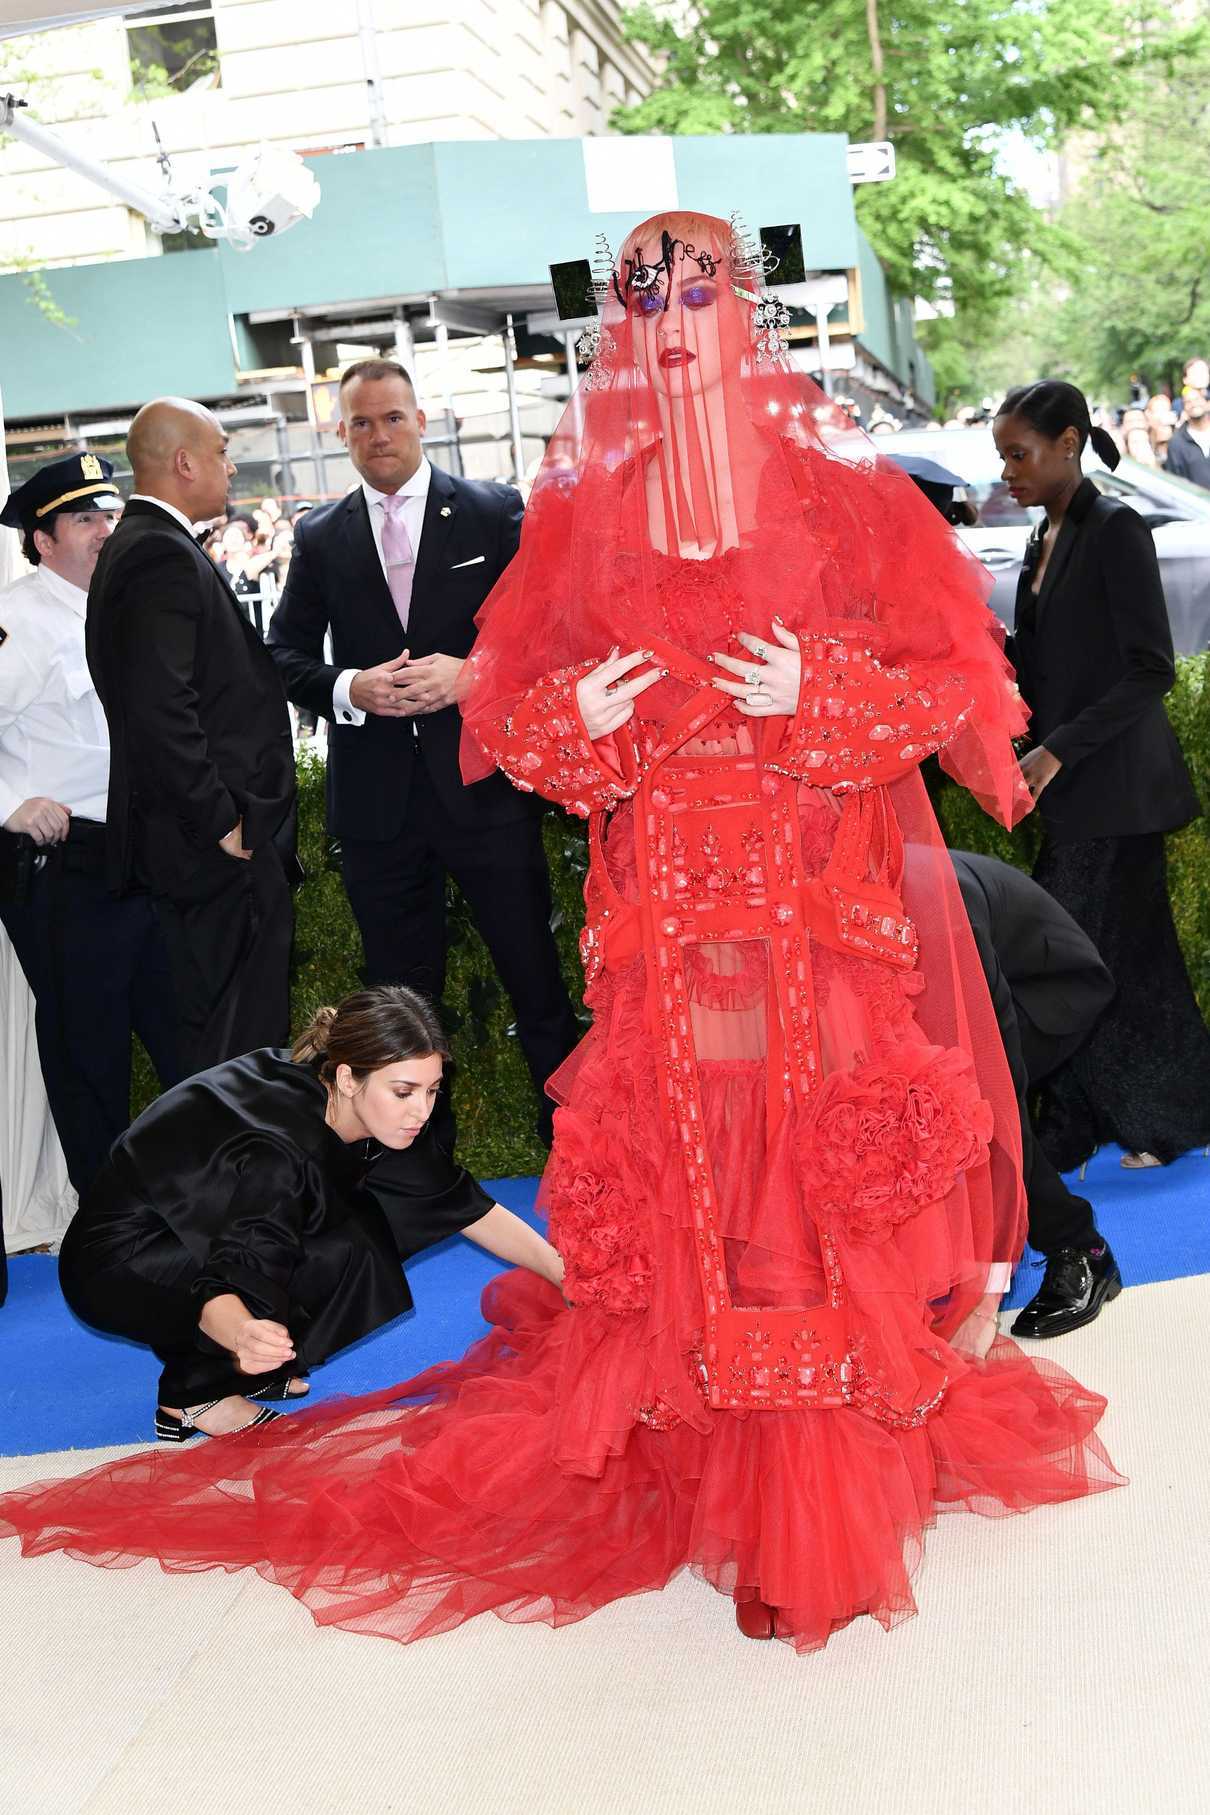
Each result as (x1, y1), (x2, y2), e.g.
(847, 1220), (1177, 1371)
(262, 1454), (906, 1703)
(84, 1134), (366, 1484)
(2, 1275), (1207, 1815)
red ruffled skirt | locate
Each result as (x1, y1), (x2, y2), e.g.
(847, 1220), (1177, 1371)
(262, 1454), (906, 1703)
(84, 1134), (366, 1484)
(0, 862), (1123, 1651)
(0, 1267), (1119, 1650)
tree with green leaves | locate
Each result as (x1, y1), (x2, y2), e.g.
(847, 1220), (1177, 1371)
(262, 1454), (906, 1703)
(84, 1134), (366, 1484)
(617, 1), (1192, 346)
(1041, 15), (1210, 397)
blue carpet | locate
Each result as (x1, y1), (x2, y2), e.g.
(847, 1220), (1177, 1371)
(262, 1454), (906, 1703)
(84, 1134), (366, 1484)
(2, 1152), (1207, 1457)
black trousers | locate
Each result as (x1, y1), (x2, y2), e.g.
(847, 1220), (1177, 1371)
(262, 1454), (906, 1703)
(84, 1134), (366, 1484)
(340, 767), (579, 1142)
(59, 1194), (406, 1406)
(1034, 834), (1210, 1168)
(1005, 1003), (1100, 1255)
(148, 841), (293, 1077)
(0, 840), (183, 1194)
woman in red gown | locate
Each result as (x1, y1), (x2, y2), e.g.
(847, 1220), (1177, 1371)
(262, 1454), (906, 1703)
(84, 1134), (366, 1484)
(0, 212), (1120, 1651)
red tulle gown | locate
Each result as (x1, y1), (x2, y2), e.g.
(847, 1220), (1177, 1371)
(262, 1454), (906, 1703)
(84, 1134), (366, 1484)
(0, 213), (1122, 1651)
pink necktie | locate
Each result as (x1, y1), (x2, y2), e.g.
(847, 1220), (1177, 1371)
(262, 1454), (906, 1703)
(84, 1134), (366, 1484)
(381, 493), (415, 631)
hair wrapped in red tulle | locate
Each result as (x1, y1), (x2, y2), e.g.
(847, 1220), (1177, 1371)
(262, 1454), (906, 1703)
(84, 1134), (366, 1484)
(0, 212), (1121, 1652)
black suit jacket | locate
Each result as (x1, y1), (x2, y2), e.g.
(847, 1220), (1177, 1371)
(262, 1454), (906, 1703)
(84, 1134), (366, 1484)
(1009, 478), (1200, 842)
(268, 463), (535, 840)
(950, 850), (1114, 1050)
(86, 499), (296, 893)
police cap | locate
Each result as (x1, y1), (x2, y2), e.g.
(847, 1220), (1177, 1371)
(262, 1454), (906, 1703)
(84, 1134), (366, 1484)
(0, 451), (123, 534)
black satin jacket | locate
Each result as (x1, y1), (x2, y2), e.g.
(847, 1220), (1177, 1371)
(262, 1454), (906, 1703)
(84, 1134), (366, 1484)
(1009, 478), (1200, 843)
(82, 1048), (491, 1319)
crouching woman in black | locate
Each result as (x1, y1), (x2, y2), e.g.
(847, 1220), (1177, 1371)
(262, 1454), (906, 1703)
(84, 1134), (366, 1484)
(58, 986), (564, 1440)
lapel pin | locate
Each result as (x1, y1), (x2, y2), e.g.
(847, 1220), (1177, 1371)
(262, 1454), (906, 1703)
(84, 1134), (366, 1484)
(440, 505), (452, 517)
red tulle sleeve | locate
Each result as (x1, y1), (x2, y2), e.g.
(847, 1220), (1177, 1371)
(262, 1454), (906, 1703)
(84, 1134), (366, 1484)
(770, 627), (975, 790)
(471, 659), (641, 819)
(783, 445), (1033, 829)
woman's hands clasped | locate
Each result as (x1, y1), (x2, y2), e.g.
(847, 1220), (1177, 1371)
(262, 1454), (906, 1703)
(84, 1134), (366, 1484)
(710, 620), (801, 716)
(576, 647), (664, 740)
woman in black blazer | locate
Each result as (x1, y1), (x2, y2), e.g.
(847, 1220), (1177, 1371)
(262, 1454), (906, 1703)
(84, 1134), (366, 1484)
(58, 985), (564, 1440)
(994, 379), (1210, 1171)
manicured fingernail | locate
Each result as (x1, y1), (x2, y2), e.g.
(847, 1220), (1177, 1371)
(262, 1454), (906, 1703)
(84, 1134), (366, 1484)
(661, 668), (669, 677)
(774, 615), (784, 624)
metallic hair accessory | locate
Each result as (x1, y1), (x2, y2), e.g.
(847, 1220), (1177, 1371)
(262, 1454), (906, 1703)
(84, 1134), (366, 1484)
(727, 210), (778, 282)
(727, 210), (761, 280)
(574, 233), (617, 389)
(590, 231), (615, 311)
(577, 324), (615, 391)
(754, 295), (791, 364)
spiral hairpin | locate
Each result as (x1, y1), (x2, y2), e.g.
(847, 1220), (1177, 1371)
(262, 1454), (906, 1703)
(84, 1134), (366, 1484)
(726, 209), (761, 280)
(590, 231), (615, 311)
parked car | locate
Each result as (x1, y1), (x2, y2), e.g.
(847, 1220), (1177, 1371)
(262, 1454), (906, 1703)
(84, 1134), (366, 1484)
(882, 427), (1210, 654)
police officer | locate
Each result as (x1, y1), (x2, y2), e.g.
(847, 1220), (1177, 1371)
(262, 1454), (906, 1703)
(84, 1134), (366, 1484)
(0, 453), (183, 1195)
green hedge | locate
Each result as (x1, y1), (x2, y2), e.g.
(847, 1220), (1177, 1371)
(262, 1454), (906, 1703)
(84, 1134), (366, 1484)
(289, 746), (590, 1179)
(136, 653), (1210, 1176)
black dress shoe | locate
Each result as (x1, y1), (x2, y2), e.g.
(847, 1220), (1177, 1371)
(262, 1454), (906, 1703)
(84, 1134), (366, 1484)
(1010, 1243), (1122, 1340)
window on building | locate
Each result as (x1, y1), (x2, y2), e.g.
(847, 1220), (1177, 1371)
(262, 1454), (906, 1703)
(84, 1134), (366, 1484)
(127, 4), (219, 97)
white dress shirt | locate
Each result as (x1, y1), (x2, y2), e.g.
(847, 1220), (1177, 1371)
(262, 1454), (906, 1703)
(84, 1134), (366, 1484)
(0, 562), (110, 825)
(332, 459), (433, 727)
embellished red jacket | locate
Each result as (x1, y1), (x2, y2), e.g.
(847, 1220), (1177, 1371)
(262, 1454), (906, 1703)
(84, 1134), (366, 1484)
(476, 627), (977, 1422)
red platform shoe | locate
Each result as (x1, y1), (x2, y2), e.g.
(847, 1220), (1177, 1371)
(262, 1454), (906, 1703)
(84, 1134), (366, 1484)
(734, 1594), (776, 1640)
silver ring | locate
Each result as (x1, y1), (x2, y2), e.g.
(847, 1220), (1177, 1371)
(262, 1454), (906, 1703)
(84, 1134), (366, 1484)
(752, 642), (766, 659)
(747, 689), (766, 707)
(746, 667), (760, 685)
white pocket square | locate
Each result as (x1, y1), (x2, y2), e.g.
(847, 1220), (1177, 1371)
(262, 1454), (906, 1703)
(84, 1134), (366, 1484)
(449, 555), (486, 569)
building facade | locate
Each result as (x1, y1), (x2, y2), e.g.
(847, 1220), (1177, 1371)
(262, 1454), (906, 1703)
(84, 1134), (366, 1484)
(1, 0), (654, 270)
(1, 14), (934, 496)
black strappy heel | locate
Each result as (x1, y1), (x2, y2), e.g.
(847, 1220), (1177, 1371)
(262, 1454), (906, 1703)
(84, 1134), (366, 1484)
(154, 1399), (281, 1442)
(246, 1370), (310, 1403)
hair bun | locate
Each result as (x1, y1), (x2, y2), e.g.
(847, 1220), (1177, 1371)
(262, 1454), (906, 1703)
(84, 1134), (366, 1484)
(290, 1004), (338, 1063)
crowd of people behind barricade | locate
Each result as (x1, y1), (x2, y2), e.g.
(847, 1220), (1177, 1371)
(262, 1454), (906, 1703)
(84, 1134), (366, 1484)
(199, 495), (319, 738)
(200, 496), (310, 633)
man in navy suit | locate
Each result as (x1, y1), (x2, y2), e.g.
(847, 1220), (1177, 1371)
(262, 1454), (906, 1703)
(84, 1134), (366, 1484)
(268, 360), (578, 1144)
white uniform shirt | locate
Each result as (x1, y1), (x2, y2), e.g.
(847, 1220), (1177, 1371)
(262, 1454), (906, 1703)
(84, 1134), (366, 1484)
(0, 563), (110, 825)
(332, 459), (433, 727)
